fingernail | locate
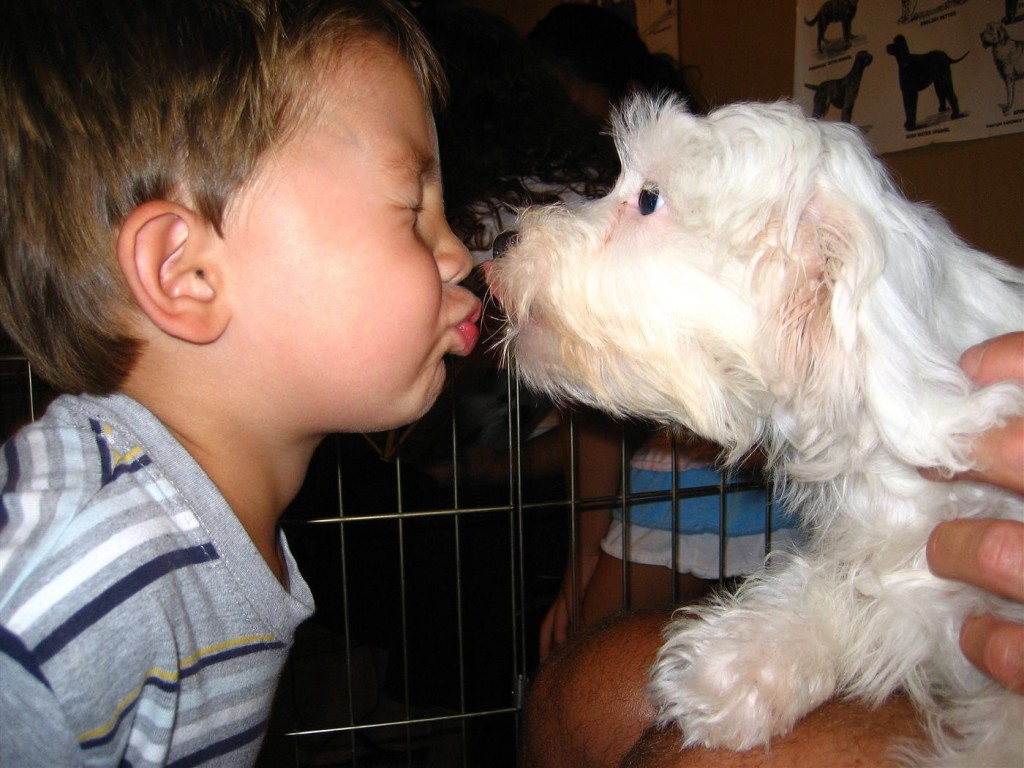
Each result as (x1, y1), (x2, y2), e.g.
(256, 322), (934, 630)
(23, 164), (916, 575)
(959, 341), (989, 379)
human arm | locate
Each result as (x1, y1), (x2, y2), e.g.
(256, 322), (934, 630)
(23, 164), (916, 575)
(524, 609), (926, 768)
(539, 506), (614, 660)
(0, 644), (84, 767)
(926, 332), (1024, 693)
(539, 409), (627, 660)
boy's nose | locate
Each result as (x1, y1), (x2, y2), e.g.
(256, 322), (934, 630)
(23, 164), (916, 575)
(437, 227), (473, 284)
(492, 230), (519, 258)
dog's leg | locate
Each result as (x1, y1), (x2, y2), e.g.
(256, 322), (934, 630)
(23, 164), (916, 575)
(650, 542), (1022, 760)
(935, 78), (950, 113)
(1005, 0), (1019, 24)
(901, 84), (918, 129)
(840, 95), (854, 122)
(936, 71), (963, 118)
(947, 85), (962, 118)
(813, 88), (829, 118)
(649, 554), (843, 750)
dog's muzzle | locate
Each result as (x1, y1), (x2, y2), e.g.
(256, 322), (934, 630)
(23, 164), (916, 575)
(492, 230), (519, 258)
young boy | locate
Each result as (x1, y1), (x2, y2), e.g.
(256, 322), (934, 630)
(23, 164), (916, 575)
(0, 1), (481, 765)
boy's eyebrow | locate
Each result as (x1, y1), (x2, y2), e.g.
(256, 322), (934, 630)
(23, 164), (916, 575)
(418, 153), (440, 181)
(386, 145), (439, 183)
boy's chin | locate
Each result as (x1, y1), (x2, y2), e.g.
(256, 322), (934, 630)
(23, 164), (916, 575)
(376, 377), (447, 432)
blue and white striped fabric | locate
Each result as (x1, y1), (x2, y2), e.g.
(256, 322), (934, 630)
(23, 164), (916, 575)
(614, 466), (796, 536)
(0, 393), (314, 767)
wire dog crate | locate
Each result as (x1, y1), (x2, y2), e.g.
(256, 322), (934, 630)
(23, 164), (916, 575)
(0, 339), (777, 768)
(259, 365), (570, 767)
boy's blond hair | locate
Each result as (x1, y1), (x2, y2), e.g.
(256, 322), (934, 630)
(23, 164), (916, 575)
(0, 0), (445, 394)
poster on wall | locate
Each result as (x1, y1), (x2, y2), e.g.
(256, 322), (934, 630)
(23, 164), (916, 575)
(793, 0), (1024, 154)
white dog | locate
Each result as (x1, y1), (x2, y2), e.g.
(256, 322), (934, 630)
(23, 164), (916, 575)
(486, 96), (1024, 766)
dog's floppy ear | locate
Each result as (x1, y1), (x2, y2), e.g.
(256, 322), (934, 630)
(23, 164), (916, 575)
(753, 172), (881, 437)
(750, 116), (1014, 473)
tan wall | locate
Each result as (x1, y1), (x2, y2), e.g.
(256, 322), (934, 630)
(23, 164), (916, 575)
(472, 0), (1024, 267)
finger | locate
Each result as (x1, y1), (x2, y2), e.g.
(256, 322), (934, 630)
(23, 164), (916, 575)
(959, 332), (1024, 387)
(954, 418), (1024, 495)
(954, 332), (1023, 491)
(554, 616), (568, 650)
(960, 613), (1024, 694)
(921, 417), (1024, 493)
(927, 518), (1024, 602)
(920, 333), (1024, 491)
(539, 606), (557, 660)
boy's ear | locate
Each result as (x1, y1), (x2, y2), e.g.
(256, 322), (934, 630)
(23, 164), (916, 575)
(116, 201), (230, 344)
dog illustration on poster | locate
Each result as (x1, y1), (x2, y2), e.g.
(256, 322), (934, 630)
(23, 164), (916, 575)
(981, 21), (1024, 115)
(805, 49), (873, 121)
(885, 34), (968, 130)
(804, 0), (859, 53)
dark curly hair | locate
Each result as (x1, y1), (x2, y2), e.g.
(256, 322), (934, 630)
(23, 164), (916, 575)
(415, 4), (620, 248)
(528, 2), (704, 113)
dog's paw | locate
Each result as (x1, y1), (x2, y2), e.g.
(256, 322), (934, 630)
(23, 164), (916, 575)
(650, 609), (838, 750)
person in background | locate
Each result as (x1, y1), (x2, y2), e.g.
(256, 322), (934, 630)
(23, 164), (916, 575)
(541, 421), (801, 660)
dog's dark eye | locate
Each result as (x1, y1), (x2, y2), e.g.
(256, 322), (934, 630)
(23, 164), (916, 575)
(638, 186), (664, 216)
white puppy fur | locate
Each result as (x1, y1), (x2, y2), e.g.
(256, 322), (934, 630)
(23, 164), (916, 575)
(486, 96), (1024, 766)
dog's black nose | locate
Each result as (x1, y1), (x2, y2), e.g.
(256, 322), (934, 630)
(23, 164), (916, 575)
(492, 230), (519, 258)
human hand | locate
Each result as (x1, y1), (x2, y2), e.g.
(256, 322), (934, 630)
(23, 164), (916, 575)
(928, 518), (1023, 693)
(926, 332), (1024, 694)
(539, 584), (573, 662)
(947, 332), (1024, 493)
(539, 552), (602, 661)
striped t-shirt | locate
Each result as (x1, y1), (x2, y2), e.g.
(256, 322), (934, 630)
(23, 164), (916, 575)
(0, 393), (314, 766)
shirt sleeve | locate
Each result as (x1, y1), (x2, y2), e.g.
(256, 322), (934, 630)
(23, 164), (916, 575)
(0, 643), (84, 768)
